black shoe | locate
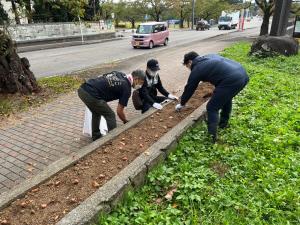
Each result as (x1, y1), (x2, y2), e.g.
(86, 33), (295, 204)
(92, 134), (102, 141)
(219, 121), (229, 129)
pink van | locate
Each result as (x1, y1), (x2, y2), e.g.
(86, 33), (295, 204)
(131, 22), (169, 49)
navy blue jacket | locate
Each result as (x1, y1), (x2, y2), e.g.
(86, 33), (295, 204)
(181, 54), (248, 105)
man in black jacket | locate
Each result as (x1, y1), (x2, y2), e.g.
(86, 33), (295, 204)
(78, 70), (145, 141)
(140, 59), (178, 113)
(176, 52), (249, 142)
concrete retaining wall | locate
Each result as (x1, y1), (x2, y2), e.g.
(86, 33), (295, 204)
(7, 22), (114, 42)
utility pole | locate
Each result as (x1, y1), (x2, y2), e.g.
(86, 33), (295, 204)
(192, 0), (195, 30)
(270, 0), (292, 36)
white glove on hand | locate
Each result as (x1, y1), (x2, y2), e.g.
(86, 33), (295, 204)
(153, 103), (163, 110)
(175, 104), (184, 111)
(168, 94), (179, 100)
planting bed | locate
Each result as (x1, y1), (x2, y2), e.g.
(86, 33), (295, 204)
(0, 83), (213, 225)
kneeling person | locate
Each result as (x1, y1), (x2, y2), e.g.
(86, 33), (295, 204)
(78, 70), (145, 141)
(140, 59), (178, 113)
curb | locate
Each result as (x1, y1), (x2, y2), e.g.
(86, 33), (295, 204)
(56, 102), (208, 225)
(17, 37), (123, 53)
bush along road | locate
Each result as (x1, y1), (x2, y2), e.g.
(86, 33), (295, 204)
(99, 43), (300, 225)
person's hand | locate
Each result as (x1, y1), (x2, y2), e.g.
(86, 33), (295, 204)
(175, 104), (185, 111)
(168, 94), (179, 100)
(153, 103), (163, 110)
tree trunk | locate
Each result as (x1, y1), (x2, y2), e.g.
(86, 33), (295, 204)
(0, 30), (39, 94)
(11, 0), (20, 24)
(25, 1), (33, 24)
(131, 19), (135, 29)
(260, 12), (271, 36)
(180, 8), (184, 28)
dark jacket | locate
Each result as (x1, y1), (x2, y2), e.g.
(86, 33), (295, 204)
(140, 71), (169, 105)
(181, 54), (248, 105)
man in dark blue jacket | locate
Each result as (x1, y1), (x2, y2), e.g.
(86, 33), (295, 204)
(175, 51), (249, 142)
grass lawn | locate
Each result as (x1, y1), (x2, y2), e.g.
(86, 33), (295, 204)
(0, 75), (83, 118)
(98, 43), (300, 225)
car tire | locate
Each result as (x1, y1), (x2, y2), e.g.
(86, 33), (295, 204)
(149, 41), (154, 49)
(133, 46), (137, 49)
(164, 38), (168, 46)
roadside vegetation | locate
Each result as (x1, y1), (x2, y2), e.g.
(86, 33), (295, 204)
(98, 42), (300, 225)
(0, 75), (83, 117)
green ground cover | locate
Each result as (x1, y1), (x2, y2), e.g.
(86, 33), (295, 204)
(98, 43), (300, 225)
(0, 75), (83, 117)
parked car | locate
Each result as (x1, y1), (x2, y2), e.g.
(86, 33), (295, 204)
(196, 20), (210, 31)
(131, 22), (169, 49)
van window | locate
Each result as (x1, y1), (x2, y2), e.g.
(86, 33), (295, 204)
(153, 25), (160, 33)
(136, 25), (153, 34)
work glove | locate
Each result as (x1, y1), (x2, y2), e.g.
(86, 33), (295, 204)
(153, 103), (163, 110)
(175, 104), (185, 111)
(168, 94), (179, 100)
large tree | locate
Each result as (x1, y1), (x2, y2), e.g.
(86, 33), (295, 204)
(124, 1), (145, 28)
(255, 0), (275, 36)
(0, 30), (39, 94)
(144, 0), (167, 21)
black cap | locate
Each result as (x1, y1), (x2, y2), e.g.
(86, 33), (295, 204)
(147, 59), (160, 71)
(183, 51), (199, 65)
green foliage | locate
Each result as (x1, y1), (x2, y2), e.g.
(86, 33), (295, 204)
(98, 43), (300, 224)
(0, 1), (9, 25)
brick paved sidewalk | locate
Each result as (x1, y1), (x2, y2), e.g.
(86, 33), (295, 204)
(0, 30), (256, 194)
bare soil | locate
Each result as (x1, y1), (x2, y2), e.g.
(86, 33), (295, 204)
(0, 83), (213, 225)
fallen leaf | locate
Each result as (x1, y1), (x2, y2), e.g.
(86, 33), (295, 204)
(120, 142), (126, 146)
(54, 215), (59, 220)
(139, 143), (144, 148)
(145, 151), (150, 156)
(72, 179), (79, 185)
(169, 116), (174, 119)
(30, 210), (35, 215)
(92, 181), (100, 188)
(20, 202), (27, 208)
(31, 188), (39, 193)
(165, 188), (177, 201)
(71, 198), (77, 203)
(155, 198), (162, 204)
(41, 204), (47, 209)
(155, 134), (159, 138)
(172, 203), (178, 208)
(122, 156), (128, 161)
(99, 174), (106, 179)
(55, 181), (61, 186)
(0, 219), (9, 225)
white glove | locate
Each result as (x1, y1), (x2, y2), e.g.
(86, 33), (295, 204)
(175, 104), (184, 111)
(153, 103), (163, 110)
(168, 94), (179, 100)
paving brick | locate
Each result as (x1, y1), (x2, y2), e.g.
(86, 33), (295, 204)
(0, 167), (11, 176)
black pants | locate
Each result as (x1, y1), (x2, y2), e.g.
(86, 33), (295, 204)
(206, 76), (249, 137)
(142, 96), (167, 114)
(78, 87), (117, 140)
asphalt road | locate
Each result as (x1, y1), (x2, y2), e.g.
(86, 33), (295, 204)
(20, 19), (262, 78)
